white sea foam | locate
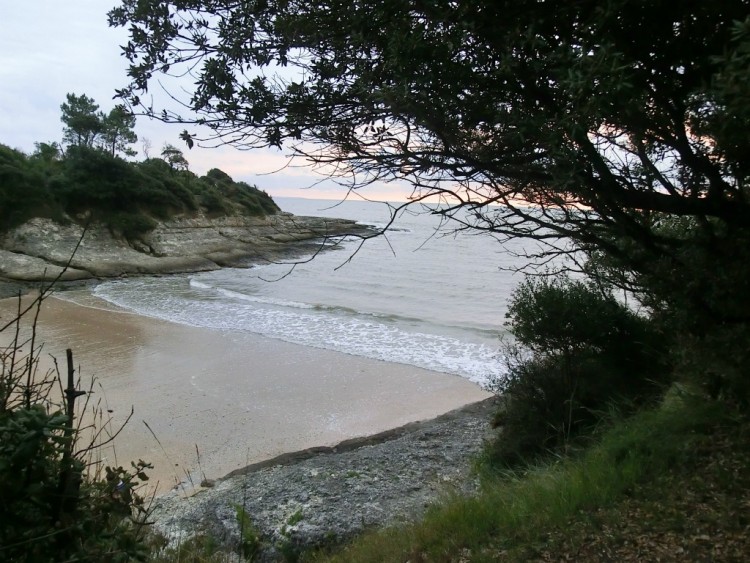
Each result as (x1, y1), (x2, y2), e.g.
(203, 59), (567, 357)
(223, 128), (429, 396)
(215, 287), (317, 310)
(188, 279), (212, 290)
(191, 277), (310, 308)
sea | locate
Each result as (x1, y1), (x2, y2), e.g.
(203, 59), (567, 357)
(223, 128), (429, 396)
(86, 197), (535, 388)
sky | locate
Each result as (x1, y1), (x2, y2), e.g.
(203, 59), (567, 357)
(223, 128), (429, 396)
(0, 1), (408, 202)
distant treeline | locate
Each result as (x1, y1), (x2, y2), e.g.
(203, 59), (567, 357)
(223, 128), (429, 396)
(0, 142), (279, 239)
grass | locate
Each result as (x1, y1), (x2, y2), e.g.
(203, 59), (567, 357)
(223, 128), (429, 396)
(311, 389), (739, 562)
(147, 533), (226, 563)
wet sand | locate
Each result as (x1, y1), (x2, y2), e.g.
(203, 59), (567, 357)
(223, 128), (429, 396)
(0, 292), (490, 495)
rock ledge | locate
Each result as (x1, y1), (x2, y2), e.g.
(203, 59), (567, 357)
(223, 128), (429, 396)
(0, 213), (371, 282)
(150, 398), (497, 560)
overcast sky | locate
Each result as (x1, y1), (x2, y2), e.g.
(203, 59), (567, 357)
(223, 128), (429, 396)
(0, 1), (406, 201)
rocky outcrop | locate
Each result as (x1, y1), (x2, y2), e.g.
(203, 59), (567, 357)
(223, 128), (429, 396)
(150, 398), (497, 561)
(0, 213), (372, 282)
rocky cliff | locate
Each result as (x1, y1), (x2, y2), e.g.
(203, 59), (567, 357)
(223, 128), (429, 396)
(0, 213), (371, 282)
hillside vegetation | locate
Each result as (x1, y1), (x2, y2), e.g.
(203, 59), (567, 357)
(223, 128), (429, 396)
(305, 277), (749, 562)
(0, 143), (279, 240)
(312, 392), (750, 563)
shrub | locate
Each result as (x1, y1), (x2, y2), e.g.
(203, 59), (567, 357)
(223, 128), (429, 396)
(0, 144), (279, 236)
(108, 212), (158, 240)
(235, 504), (262, 559)
(487, 275), (669, 467)
(199, 188), (230, 215)
(204, 167), (234, 185)
(197, 170), (280, 216)
(0, 144), (58, 231)
(137, 159), (199, 212)
(0, 295), (152, 561)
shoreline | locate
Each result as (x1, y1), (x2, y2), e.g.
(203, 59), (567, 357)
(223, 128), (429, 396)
(0, 291), (492, 496)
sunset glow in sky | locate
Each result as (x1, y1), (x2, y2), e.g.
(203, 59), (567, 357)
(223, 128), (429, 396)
(0, 1), (410, 202)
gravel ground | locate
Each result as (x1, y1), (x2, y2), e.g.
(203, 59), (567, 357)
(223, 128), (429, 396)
(149, 397), (498, 560)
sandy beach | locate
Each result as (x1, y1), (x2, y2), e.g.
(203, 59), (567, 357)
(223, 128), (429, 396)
(0, 291), (490, 495)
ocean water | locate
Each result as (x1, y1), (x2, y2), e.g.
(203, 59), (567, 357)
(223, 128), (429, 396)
(90, 198), (531, 387)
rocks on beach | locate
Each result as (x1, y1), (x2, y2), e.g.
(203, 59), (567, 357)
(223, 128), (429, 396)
(150, 397), (497, 560)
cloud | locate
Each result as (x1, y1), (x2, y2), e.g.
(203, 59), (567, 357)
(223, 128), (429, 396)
(0, 1), (130, 151)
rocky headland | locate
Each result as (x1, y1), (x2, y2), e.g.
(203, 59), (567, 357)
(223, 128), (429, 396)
(0, 212), (373, 285)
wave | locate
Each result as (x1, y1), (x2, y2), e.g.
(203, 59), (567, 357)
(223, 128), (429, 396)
(93, 279), (502, 386)
(190, 277), (432, 325)
(358, 222), (413, 234)
(188, 280), (212, 290)
(190, 278), (316, 310)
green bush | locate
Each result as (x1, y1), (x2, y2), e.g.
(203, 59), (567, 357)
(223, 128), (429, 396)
(0, 406), (153, 562)
(204, 167), (234, 185)
(0, 298), (152, 562)
(56, 145), (136, 211)
(235, 504), (263, 559)
(322, 393), (726, 563)
(198, 188), (230, 215)
(137, 159), (199, 212)
(234, 181), (279, 216)
(0, 143), (279, 237)
(108, 212), (158, 240)
(59, 147), (185, 216)
(0, 145), (59, 231)
(197, 171), (280, 217)
(487, 275), (669, 467)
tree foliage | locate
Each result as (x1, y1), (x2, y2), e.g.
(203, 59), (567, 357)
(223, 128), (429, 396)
(102, 105), (139, 157)
(160, 143), (189, 171)
(31, 142), (61, 164)
(0, 92), (277, 233)
(109, 1), (749, 235)
(61, 93), (138, 157)
(110, 0), (750, 399)
(506, 276), (653, 361)
(60, 93), (102, 149)
(0, 142), (279, 235)
(0, 145), (55, 229)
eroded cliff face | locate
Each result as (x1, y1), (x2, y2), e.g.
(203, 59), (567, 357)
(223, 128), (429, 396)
(0, 213), (370, 282)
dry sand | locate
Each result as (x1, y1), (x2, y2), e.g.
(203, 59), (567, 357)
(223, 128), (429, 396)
(0, 291), (490, 495)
